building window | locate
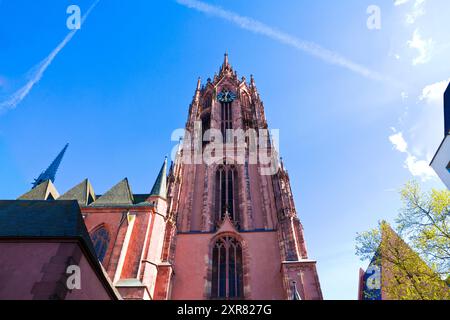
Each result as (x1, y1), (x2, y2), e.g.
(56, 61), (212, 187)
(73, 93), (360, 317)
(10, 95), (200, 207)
(91, 227), (110, 263)
(221, 102), (233, 142)
(211, 236), (244, 299)
(202, 113), (211, 147)
(215, 164), (239, 225)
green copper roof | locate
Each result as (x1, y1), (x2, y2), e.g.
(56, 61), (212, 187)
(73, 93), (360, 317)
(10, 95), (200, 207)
(91, 178), (134, 206)
(58, 179), (96, 206)
(18, 180), (60, 201)
(150, 157), (168, 199)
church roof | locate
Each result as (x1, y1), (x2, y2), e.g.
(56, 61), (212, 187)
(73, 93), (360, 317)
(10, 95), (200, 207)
(0, 200), (121, 299)
(18, 180), (60, 201)
(91, 178), (134, 206)
(149, 158), (168, 199)
(58, 179), (96, 206)
(0, 200), (90, 243)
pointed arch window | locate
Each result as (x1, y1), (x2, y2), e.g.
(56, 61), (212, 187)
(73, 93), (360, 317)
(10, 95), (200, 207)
(220, 101), (232, 142)
(215, 164), (239, 225)
(211, 236), (244, 299)
(200, 93), (212, 147)
(91, 227), (110, 263)
(217, 89), (236, 142)
(201, 112), (211, 147)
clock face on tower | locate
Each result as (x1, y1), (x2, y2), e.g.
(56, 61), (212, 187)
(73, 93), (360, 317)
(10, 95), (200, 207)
(217, 89), (236, 103)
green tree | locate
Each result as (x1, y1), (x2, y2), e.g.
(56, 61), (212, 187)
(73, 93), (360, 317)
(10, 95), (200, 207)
(396, 181), (450, 276)
(356, 181), (450, 300)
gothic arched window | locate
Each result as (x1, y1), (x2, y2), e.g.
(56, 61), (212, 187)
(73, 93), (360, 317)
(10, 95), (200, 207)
(211, 236), (244, 299)
(215, 164), (239, 225)
(201, 112), (211, 147)
(220, 102), (233, 142)
(91, 227), (110, 263)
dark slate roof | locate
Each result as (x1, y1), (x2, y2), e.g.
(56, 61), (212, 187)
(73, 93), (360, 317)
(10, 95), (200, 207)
(58, 179), (96, 206)
(0, 200), (92, 247)
(18, 180), (59, 201)
(0, 200), (121, 299)
(150, 158), (168, 199)
(133, 194), (151, 205)
(91, 178), (134, 206)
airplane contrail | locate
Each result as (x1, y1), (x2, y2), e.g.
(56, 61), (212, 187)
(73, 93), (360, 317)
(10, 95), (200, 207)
(0, 0), (100, 112)
(176, 0), (401, 86)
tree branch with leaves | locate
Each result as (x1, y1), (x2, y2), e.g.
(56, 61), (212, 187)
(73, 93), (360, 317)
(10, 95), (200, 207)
(356, 181), (450, 300)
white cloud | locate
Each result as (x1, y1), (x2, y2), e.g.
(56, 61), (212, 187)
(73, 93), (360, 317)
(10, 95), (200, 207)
(406, 0), (426, 24)
(409, 79), (449, 156)
(394, 0), (412, 5)
(389, 131), (408, 153)
(404, 154), (436, 181)
(388, 80), (447, 180)
(176, 0), (400, 85)
(407, 29), (434, 65)
(0, 0), (100, 113)
(388, 128), (436, 181)
(420, 78), (450, 105)
(394, 0), (427, 24)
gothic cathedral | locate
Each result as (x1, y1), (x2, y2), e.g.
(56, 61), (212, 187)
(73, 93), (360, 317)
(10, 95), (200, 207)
(17, 54), (322, 300)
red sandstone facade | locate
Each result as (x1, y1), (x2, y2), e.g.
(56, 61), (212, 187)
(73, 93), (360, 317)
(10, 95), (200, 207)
(15, 55), (323, 300)
(164, 55), (322, 300)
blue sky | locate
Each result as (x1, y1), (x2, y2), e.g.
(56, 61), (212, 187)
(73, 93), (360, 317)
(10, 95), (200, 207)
(0, 0), (449, 299)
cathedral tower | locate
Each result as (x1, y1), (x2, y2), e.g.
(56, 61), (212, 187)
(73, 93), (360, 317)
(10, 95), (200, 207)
(163, 54), (323, 300)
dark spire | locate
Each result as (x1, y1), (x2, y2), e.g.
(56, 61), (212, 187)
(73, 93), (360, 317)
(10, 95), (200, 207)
(291, 281), (301, 300)
(150, 157), (168, 199)
(224, 52), (229, 67)
(32, 143), (69, 189)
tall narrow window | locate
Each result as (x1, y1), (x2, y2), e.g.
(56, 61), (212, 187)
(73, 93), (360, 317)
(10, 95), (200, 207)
(91, 227), (110, 263)
(215, 164), (238, 224)
(201, 113), (211, 147)
(211, 236), (244, 299)
(217, 89), (236, 142)
(221, 102), (233, 142)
